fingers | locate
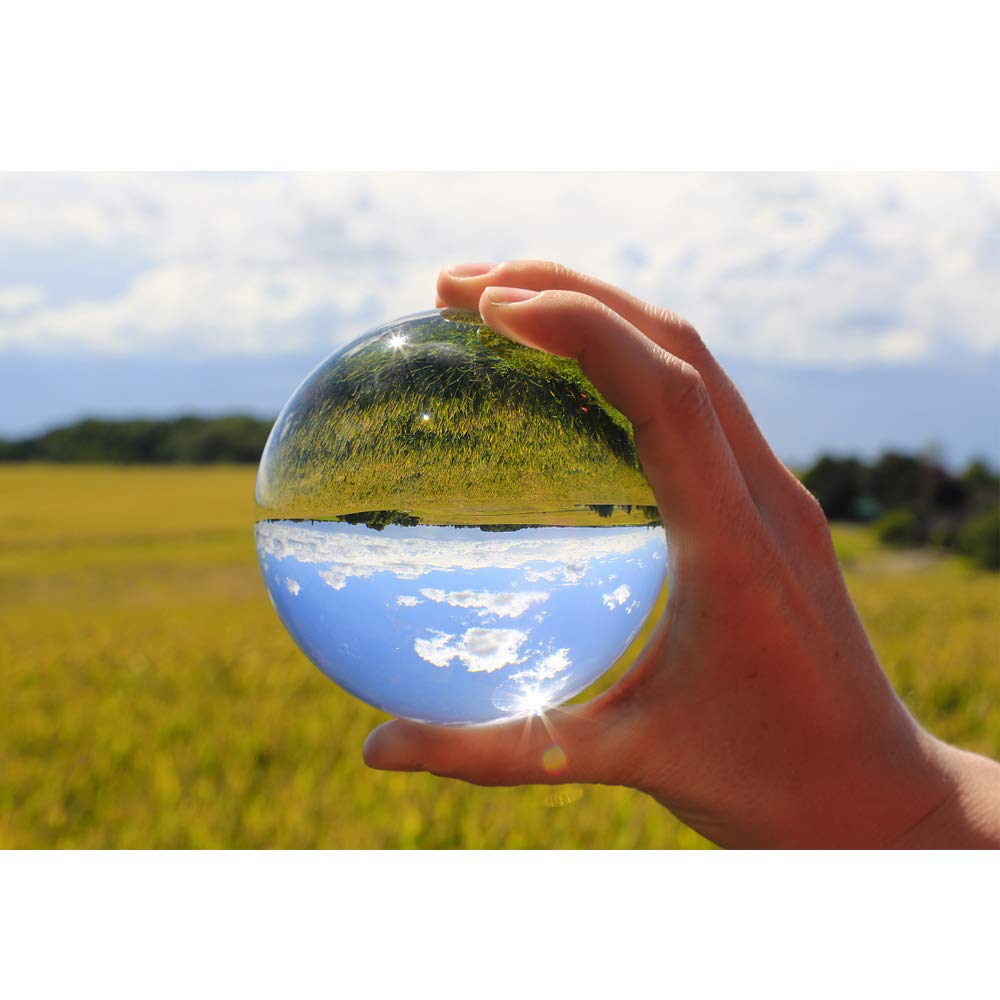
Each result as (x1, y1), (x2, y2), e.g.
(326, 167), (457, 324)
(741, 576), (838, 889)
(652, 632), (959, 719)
(438, 260), (797, 512)
(364, 702), (630, 786)
(479, 286), (753, 540)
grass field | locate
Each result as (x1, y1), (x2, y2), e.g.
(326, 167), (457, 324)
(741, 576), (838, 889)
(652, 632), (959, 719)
(1, 465), (997, 848)
(258, 310), (654, 522)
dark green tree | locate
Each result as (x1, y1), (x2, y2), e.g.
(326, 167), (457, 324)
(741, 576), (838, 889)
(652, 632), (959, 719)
(957, 507), (1000, 571)
(800, 456), (868, 520)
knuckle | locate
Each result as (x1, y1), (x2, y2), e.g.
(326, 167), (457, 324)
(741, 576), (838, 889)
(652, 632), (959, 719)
(799, 486), (829, 530)
(779, 477), (837, 556)
(787, 473), (827, 525)
(797, 486), (836, 548)
(675, 321), (709, 365)
(490, 260), (518, 283)
(668, 360), (712, 423)
(650, 304), (702, 344)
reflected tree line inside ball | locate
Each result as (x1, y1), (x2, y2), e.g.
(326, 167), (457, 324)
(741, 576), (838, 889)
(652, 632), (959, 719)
(275, 504), (663, 532)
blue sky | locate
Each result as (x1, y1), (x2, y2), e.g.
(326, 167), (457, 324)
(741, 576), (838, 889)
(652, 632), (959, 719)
(1, 173), (997, 463)
(256, 520), (667, 724)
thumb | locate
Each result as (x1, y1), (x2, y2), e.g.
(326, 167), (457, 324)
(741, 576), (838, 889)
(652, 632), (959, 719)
(363, 701), (634, 787)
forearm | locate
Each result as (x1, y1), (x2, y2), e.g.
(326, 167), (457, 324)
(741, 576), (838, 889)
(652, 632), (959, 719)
(892, 740), (1000, 849)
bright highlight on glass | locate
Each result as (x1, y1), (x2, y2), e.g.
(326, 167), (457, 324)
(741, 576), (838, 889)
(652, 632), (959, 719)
(255, 309), (667, 725)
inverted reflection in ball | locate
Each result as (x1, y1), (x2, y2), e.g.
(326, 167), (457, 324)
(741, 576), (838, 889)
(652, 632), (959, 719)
(255, 309), (666, 725)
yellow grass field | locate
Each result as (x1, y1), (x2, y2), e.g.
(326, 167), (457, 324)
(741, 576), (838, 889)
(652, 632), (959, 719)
(1, 465), (997, 848)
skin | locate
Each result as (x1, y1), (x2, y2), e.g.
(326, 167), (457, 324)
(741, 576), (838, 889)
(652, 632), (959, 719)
(363, 259), (1000, 849)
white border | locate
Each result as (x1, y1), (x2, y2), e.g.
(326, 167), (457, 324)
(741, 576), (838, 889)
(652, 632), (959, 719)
(2, 2), (997, 994)
(2, 851), (996, 998)
(2, 1), (998, 168)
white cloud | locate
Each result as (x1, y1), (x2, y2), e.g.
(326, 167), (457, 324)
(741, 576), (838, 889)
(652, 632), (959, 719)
(0, 286), (44, 314)
(509, 648), (571, 683)
(255, 521), (660, 592)
(603, 584), (631, 610)
(419, 588), (549, 619)
(523, 561), (589, 585)
(318, 568), (347, 590)
(522, 566), (561, 583)
(414, 627), (528, 674)
(396, 595), (422, 607)
(285, 577), (301, 596)
(2, 173), (998, 365)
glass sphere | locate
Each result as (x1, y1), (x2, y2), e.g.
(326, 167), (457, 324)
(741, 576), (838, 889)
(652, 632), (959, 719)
(255, 309), (666, 725)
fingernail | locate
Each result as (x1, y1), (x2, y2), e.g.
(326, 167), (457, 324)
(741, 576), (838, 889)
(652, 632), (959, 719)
(485, 286), (539, 305)
(447, 262), (496, 278)
(363, 723), (424, 772)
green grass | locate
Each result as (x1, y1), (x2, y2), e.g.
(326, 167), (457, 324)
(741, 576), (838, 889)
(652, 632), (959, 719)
(829, 524), (1000, 757)
(0, 466), (997, 848)
(259, 310), (654, 522)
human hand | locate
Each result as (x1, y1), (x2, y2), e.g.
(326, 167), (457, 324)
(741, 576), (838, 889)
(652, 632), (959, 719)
(364, 260), (1000, 848)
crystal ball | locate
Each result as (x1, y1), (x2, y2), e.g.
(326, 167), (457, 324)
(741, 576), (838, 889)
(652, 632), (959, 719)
(255, 309), (667, 725)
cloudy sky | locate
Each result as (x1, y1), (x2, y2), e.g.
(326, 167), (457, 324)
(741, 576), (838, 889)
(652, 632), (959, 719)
(1, 173), (997, 462)
(257, 519), (666, 723)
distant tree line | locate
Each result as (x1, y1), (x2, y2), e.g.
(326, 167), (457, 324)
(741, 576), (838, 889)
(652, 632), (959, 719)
(2, 417), (996, 569)
(0, 416), (274, 464)
(801, 451), (999, 571)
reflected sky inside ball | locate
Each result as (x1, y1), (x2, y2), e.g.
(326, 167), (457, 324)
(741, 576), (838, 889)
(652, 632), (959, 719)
(257, 519), (667, 725)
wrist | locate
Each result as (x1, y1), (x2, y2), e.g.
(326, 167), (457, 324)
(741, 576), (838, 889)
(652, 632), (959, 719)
(890, 740), (1000, 849)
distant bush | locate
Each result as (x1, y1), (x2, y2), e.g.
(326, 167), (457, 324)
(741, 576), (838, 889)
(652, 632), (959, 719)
(869, 452), (933, 511)
(802, 450), (998, 569)
(874, 508), (924, 548)
(0, 416), (274, 464)
(957, 507), (1000, 571)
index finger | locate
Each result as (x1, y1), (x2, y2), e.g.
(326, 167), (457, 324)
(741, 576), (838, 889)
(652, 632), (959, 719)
(480, 286), (755, 546)
(440, 260), (796, 514)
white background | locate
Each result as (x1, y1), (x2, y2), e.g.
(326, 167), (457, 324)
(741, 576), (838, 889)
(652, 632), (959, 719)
(2, 1), (997, 996)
